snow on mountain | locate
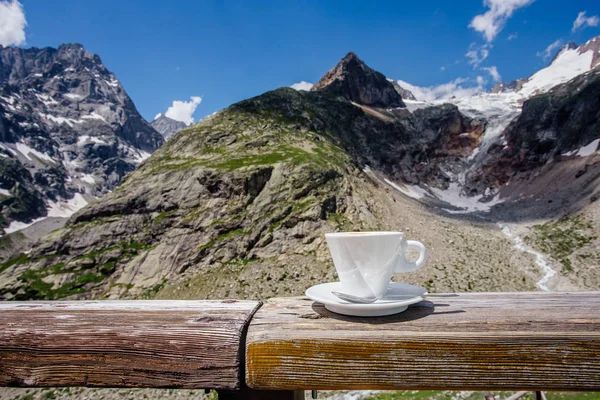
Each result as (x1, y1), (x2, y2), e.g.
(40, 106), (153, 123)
(379, 35), (600, 214)
(519, 44), (595, 97)
(0, 43), (164, 237)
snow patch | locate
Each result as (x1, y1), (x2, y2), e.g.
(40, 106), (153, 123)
(81, 112), (106, 122)
(562, 138), (600, 157)
(80, 174), (96, 184)
(384, 178), (429, 200)
(64, 93), (83, 100)
(403, 99), (433, 112)
(40, 113), (81, 127)
(15, 142), (54, 162)
(5, 217), (46, 234)
(0, 188), (10, 196)
(106, 78), (119, 88)
(47, 193), (88, 218)
(429, 182), (503, 213)
(35, 93), (58, 106)
(133, 150), (151, 163)
(77, 135), (108, 145)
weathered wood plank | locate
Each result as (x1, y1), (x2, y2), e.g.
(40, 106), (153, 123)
(246, 292), (600, 391)
(0, 300), (261, 389)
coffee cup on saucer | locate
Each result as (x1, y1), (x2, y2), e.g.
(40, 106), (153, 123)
(325, 231), (427, 301)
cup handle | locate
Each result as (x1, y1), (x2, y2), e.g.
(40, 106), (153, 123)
(394, 240), (427, 273)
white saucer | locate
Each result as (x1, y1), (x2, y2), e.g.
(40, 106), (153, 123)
(305, 282), (427, 317)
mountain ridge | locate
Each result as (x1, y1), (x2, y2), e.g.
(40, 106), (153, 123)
(0, 42), (164, 243)
(1, 46), (599, 301)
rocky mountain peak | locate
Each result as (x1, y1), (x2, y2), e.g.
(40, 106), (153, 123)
(579, 35), (600, 69)
(311, 52), (405, 108)
(151, 114), (187, 140)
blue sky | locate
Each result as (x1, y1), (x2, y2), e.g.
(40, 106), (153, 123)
(5, 0), (600, 122)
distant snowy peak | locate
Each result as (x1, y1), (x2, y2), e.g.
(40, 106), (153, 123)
(491, 35), (600, 98)
(151, 114), (187, 140)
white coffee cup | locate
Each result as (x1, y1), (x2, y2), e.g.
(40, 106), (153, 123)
(325, 231), (427, 299)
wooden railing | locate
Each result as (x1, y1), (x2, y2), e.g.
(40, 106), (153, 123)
(1, 292), (599, 399)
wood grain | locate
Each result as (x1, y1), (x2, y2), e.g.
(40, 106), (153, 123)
(246, 292), (600, 391)
(0, 300), (261, 389)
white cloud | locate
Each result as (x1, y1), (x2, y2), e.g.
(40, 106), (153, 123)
(395, 78), (485, 102)
(507, 33), (518, 40)
(476, 76), (486, 85)
(572, 11), (599, 32)
(164, 96), (202, 125)
(0, 0), (26, 46)
(482, 65), (501, 81)
(466, 43), (490, 67)
(440, 66), (446, 71)
(290, 81), (313, 91)
(536, 39), (562, 60)
(469, 0), (534, 42)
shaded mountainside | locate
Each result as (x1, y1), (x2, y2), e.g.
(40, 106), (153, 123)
(0, 43), (163, 237)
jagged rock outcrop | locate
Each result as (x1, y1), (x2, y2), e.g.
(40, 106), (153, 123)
(311, 52), (405, 108)
(467, 67), (600, 192)
(151, 114), (187, 140)
(489, 78), (528, 93)
(0, 43), (164, 234)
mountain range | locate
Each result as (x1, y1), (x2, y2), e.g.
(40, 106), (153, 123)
(0, 36), (599, 301)
(0, 44), (164, 252)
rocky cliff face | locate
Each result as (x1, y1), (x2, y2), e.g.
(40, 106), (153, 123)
(467, 67), (600, 193)
(151, 114), (187, 140)
(311, 52), (405, 108)
(0, 44), (164, 236)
